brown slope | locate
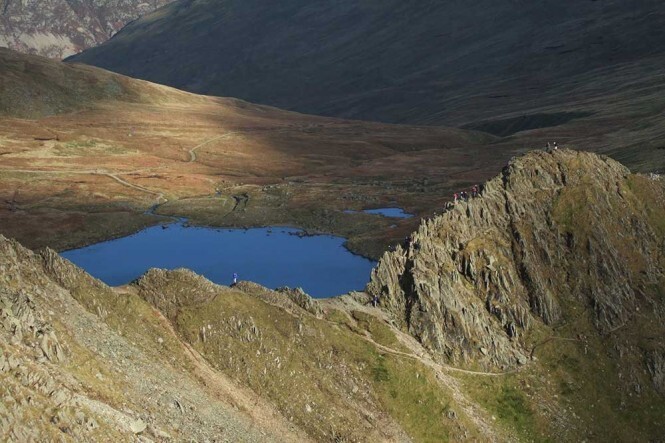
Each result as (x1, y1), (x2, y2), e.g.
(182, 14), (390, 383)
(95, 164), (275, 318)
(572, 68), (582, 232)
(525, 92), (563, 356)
(0, 48), (499, 258)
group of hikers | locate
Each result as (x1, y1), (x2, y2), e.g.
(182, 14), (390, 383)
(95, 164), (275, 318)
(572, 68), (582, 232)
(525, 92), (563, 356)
(453, 184), (481, 205)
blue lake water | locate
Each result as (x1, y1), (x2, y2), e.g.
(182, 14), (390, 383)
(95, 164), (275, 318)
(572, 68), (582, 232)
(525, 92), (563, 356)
(344, 207), (413, 219)
(61, 223), (377, 298)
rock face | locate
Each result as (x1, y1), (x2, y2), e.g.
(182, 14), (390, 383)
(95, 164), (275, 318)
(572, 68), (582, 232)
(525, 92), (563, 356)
(0, 0), (174, 59)
(368, 149), (665, 372)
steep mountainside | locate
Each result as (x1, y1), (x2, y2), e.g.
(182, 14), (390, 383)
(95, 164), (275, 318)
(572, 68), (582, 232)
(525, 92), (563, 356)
(0, 0), (174, 59)
(1, 150), (664, 441)
(368, 149), (665, 438)
(0, 234), (509, 441)
(67, 0), (665, 172)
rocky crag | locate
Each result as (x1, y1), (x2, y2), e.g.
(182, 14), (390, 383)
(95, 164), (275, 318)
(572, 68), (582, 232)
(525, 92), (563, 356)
(0, 0), (174, 59)
(369, 148), (665, 387)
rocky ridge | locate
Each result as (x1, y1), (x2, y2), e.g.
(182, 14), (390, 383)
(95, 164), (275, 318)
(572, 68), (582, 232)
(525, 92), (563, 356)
(368, 149), (665, 381)
(0, 236), (294, 441)
(0, 0), (174, 59)
(0, 235), (494, 441)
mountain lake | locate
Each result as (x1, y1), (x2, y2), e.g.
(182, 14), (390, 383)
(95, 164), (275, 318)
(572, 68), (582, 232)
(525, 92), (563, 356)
(61, 222), (377, 298)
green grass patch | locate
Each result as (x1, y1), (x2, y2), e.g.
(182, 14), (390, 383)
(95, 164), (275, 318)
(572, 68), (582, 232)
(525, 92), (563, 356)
(495, 385), (533, 430)
(351, 310), (407, 351)
(370, 354), (454, 442)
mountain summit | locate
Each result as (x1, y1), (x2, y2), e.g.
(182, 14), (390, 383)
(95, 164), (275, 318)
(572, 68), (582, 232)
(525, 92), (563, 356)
(369, 149), (665, 372)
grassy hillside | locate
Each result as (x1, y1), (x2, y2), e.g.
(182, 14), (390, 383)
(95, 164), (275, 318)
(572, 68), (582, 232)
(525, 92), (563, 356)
(0, 48), (499, 259)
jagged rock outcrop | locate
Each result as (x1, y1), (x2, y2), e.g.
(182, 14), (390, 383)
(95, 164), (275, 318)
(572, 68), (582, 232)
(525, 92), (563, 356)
(0, 288), (66, 362)
(135, 268), (219, 319)
(276, 286), (322, 317)
(368, 149), (665, 371)
(0, 0), (174, 59)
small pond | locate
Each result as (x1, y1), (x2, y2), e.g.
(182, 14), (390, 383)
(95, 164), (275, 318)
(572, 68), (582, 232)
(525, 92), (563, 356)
(344, 207), (413, 219)
(61, 222), (377, 298)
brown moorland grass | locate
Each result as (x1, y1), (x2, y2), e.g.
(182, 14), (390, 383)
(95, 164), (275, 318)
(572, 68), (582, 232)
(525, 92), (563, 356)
(0, 48), (505, 258)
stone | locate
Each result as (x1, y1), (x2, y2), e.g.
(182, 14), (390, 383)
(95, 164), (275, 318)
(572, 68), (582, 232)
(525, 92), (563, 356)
(130, 418), (147, 434)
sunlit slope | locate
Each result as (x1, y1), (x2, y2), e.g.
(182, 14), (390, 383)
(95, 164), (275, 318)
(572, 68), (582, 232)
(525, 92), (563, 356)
(0, 48), (497, 257)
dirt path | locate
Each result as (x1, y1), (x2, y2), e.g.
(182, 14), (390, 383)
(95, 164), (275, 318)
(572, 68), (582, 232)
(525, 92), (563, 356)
(188, 133), (236, 163)
(320, 301), (509, 441)
(324, 297), (519, 376)
(104, 173), (163, 199)
(368, 333), (519, 376)
(0, 167), (166, 203)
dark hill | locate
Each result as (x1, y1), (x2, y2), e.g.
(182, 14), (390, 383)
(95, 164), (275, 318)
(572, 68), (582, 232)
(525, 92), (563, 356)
(68, 0), (665, 125)
(67, 0), (665, 171)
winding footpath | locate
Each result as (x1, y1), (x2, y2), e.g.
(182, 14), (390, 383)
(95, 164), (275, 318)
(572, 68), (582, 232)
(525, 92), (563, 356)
(188, 133), (236, 163)
(1, 168), (166, 204)
(1, 131), (239, 206)
(334, 313), (514, 440)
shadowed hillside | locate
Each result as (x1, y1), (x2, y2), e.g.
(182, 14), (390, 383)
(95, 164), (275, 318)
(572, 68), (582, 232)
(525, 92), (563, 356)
(67, 1), (665, 171)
